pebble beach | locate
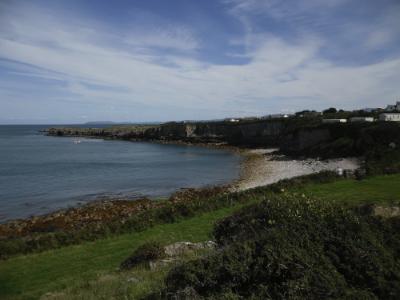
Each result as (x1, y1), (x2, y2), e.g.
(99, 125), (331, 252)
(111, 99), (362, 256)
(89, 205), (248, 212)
(235, 149), (360, 191)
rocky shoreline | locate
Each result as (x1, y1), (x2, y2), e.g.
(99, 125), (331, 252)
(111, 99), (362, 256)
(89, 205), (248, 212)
(0, 185), (229, 239)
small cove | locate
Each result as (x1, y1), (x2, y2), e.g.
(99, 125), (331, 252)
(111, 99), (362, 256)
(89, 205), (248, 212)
(0, 125), (242, 222)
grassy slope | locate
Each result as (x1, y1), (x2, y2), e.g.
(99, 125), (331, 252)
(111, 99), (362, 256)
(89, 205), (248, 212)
(296, 174), (400, 206)
(1, 174), (400, 299)
(0, 205), (244, 300)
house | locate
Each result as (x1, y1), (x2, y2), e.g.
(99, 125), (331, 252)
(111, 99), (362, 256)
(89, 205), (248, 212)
(263, 114), (291, 119)
(350, 117), (374, 122)
(386, 105), (396, 111)
(295, 111), (322, 117)
(385, 102), (400, 112)
(225, 118), (240, 123)
(361, 108), (380, 113)
(379, 113), (400, 122)
(322, 119), (347, 124)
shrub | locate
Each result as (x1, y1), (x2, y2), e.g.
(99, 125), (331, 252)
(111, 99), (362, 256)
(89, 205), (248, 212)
(120, 241), (165, 270)
(365, 147), (400, 175)
(161, 196), (400, 299)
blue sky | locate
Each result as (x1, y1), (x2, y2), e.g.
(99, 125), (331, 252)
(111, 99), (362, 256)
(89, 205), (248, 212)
(0, 0), (399, 124)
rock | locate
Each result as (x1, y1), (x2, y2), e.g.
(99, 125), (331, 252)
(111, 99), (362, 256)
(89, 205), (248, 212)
(343, 169), (355, 178)
(40, 292), (66, 299)
(173, 287), (201, 300)
(355, 168), (367, 180)
(201, 240), (217, 248)
(127, 276), (140, 283)
(164, 241), (216, 257)
(164, 242), (197, 256)
(149, 258), (177, 270)
(371, 205), (400, 218)
(358, 204), (400, 218)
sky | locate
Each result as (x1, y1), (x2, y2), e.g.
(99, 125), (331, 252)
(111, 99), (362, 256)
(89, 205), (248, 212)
(0, 0), (399, 124)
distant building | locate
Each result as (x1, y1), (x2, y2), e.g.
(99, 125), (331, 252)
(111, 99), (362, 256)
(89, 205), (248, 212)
(385, 101), (400, 112)
(379, 113), (400, 122)
(350, 117), (374, 122)
(225, 118), (240, 123)
(263, 114), (291, 119)
(386, 105), (396, 111)
(295, 111), (322, 117)
(240, 116), (259, 121)
(322, 119), (347, 124)
(361, 108), (380, 113)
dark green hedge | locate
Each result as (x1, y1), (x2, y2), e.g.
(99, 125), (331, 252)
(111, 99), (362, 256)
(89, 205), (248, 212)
(159, 196), (400, 299)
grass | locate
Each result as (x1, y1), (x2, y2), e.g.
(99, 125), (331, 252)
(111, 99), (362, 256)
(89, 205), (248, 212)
(0, 204), (246, 300)
(39, 251), (202, 300)
(294, 174), (400, 206)
(1, 174), (400, 299)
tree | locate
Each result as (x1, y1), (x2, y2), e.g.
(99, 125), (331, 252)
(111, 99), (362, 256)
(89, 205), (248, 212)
(323, 107), (337, 114)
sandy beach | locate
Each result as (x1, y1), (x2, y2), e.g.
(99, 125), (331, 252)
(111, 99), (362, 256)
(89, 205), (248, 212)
(234, 149), (360, 191)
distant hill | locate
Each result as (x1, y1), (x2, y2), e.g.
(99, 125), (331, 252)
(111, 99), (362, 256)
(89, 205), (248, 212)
(84, 121), (117, 125)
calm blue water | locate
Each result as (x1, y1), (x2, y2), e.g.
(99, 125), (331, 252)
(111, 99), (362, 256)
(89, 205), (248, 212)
(0, 125), (241, 222)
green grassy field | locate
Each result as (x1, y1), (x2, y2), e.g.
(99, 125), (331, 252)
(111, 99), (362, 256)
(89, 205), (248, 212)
(296, 174), (400, 206)
(0, 205), (244, 300)
(1, 174), (399, 299)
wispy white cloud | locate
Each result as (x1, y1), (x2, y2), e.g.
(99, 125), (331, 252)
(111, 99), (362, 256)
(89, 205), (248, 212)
(124, 25), (199, 51)
(0, 1), (399, 123)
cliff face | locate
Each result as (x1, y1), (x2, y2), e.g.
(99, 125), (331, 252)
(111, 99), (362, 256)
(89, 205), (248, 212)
(47, 120), (287, 146)
(145, 121), (286, 146)
(45, 120), (331, 151)
(280, 128), (331, 153)
(47, 120), (398, 158)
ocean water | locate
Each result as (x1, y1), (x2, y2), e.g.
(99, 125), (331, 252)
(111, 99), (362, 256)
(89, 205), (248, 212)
(0, 125), (241, 222)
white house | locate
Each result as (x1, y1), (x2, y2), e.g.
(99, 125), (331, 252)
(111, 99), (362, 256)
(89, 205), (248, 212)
(225, 118), (240, 122)
(350, 117), (374, 122)
(386, 105), (396, 111)
(322, 119), (347, 124)
(379, 113), (400, 122)
(385, 101), (400, 111)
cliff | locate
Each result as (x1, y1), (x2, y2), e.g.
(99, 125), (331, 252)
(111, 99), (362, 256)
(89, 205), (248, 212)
(46, 120), (400, 158)
(46, 120), (288, 146)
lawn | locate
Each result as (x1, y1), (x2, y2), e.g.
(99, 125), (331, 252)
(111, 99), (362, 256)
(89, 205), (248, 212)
(295, 173), (400, 206)
(0, 205), (244, 300)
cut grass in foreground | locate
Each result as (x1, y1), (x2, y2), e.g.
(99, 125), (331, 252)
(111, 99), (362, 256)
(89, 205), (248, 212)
(295, 173), (400, 206)
(1, 174), (400, 299)
(0, 204), (246, 300)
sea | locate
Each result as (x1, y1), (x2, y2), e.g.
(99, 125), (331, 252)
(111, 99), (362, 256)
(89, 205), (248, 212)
(0, 125), (242, 222)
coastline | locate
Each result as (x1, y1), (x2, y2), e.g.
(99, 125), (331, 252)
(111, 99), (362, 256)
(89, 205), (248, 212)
(49, 134), (361, 192)
(1, 149), (359, 230)
(0, 133), (364, 261)
(0, 132), (360, 234)
(233, 149), (360, 191)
